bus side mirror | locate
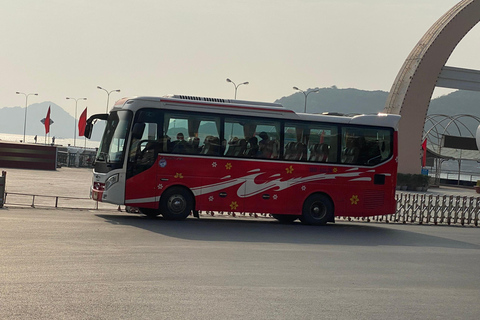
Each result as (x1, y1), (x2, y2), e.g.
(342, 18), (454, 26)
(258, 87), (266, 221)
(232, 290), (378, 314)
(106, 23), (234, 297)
(84, 123), (93, 139)
(132, 123), (145, 139)
(84, 113), (108, 140)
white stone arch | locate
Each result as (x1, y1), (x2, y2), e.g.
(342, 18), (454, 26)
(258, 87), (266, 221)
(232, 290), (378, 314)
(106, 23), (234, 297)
(384, 0), (480, 174)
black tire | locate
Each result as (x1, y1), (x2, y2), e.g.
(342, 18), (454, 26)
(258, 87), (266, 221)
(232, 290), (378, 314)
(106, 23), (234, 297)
(138, 207), (160, 218)
(271, 214), (298, 224)
(300, 194), (333, 226)
(160, 187), (193, 220)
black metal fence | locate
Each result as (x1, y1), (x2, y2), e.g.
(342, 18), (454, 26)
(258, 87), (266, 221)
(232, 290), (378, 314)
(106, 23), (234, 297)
(342, 193), (480, 227)
(3, 188), (479, 227)
(57, 149), (96, 168)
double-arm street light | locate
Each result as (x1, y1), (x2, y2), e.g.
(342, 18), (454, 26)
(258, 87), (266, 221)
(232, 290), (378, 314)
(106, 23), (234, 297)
(16, 91), (38, 143)
(66, 97), (87, 147)
(97, 86), (120, 113)
(293, 87), (320, 113)
(226, 78), (249, 99)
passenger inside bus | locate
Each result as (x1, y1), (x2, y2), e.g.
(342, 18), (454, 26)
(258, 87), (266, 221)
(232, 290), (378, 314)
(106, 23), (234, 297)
(172, 132), (189, 153)
(342, 133), (361, 164)
(201, 136), (222, 155)
(244, 136), (259, 157)
(258, 132), (269, 153)
(258, 132), (279, 159)
(187, 136), (201, 154)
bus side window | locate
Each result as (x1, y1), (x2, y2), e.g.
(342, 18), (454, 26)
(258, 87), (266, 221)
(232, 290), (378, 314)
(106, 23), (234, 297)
(341, 127), (396, 166)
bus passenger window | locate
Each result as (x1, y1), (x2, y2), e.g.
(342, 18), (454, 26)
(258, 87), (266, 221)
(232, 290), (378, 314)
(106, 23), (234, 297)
(224, 118), (280, 159)
(165, 113), (221, 156)
(340, 126), (393, 166)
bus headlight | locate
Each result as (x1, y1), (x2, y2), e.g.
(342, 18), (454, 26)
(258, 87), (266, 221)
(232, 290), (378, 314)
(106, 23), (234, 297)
(105, 174), (119, 190)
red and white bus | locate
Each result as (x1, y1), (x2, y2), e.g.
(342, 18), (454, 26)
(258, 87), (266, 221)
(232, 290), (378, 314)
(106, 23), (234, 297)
(85, 95), (400, 225)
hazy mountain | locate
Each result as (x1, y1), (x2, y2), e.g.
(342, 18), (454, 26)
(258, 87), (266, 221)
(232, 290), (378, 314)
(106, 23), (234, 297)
(275, 86), (389, 114)
(276, 86), (480, 119)
(428, 90), (480, 117)
(1, 89), (478, 140)
(0, 101), (104, 141)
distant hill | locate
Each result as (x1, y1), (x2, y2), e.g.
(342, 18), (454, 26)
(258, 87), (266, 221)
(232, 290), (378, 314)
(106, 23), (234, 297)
(428, 90), (480, 117)
(276, 86), (480, 118)
(0, 101), (104, 141)
(1, 89), (478, 140)
(275, 86), (389, 114)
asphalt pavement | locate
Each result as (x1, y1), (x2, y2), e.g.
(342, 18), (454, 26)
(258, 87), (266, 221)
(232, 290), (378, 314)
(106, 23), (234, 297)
(1, 167), (480, 319)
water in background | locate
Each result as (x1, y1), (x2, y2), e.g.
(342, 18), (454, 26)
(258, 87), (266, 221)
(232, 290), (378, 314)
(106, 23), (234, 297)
(0, 133), (100, 149)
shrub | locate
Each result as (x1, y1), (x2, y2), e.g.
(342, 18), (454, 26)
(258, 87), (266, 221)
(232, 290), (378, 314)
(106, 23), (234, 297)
(397, 173), (429, 191)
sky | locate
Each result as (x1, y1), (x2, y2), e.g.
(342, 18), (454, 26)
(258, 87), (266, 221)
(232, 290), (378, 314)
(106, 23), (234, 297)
(1, 0), (479, 118)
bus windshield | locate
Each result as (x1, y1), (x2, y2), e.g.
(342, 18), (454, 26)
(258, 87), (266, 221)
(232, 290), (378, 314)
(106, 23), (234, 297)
(96, 110), (132, 166)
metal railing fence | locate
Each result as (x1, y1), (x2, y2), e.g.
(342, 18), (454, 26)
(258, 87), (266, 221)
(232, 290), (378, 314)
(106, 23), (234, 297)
(3, 190), (479, 227)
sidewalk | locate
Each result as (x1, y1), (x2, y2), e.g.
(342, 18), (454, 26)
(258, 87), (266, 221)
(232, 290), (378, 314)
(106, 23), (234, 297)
(0, 167), (117, 210)
(401, 185), (479, 197)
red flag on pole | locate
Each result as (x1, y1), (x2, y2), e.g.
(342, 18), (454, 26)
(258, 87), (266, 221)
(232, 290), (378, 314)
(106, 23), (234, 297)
(45, 106), (51, 134)
(78, 107), (87, 136)
(422, 139), (427, 167)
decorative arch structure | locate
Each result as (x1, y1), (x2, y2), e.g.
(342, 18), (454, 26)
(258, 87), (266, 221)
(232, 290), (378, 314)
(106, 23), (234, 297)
(384, 0), (480, 174)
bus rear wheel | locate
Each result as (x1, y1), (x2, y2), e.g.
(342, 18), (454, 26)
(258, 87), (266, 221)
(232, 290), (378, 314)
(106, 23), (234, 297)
(271, 214), (298, 224)
(160, 187), (193, 221)
(300, 194), (333, 226)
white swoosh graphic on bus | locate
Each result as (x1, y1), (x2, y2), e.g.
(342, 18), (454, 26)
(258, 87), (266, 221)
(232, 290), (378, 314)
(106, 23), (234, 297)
(192, 169), (369, 198)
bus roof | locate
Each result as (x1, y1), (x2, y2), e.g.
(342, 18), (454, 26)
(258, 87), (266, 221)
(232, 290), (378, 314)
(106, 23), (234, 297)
(114, 95), (400, 129)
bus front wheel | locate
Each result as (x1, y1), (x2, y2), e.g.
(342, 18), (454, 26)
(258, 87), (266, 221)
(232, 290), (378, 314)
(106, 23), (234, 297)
(300, 194), (333, 226)
(160, 187), (193, 221)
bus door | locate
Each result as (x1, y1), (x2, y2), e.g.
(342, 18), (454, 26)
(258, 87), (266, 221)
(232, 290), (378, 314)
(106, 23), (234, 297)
(125, 110), (163, 209)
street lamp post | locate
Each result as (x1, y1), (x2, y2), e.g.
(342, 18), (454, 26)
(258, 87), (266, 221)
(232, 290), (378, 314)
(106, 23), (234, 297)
(226, 78), (249, 99)
(16, 92), (38, 143)
(66, 97), (87, 147)
(293, 87), (320, 113)
(97, 86), (121, 113)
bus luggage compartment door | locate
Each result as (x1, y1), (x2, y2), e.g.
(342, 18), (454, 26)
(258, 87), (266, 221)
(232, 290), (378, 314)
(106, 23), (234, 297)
(197, 177), (245, 214)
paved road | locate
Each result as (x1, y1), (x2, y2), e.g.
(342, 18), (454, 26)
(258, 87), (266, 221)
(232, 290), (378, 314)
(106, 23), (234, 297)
(1, 167), (479, 318)
(1, 207), (479, 320)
